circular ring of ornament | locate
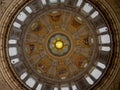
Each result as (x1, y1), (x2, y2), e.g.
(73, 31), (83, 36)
(7, 0), (113, 90)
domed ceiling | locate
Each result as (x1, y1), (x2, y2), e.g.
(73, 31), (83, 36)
(22, 9), (95, 82)
(0, 0), (120, 90)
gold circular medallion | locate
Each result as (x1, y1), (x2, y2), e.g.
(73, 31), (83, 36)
(55, 41), (64, 49)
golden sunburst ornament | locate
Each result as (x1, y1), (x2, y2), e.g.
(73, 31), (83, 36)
(55, 41), (64, 49)
(48, 34), (71, 56)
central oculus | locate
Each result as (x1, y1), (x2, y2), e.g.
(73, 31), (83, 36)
(48, 34), (71, 57)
